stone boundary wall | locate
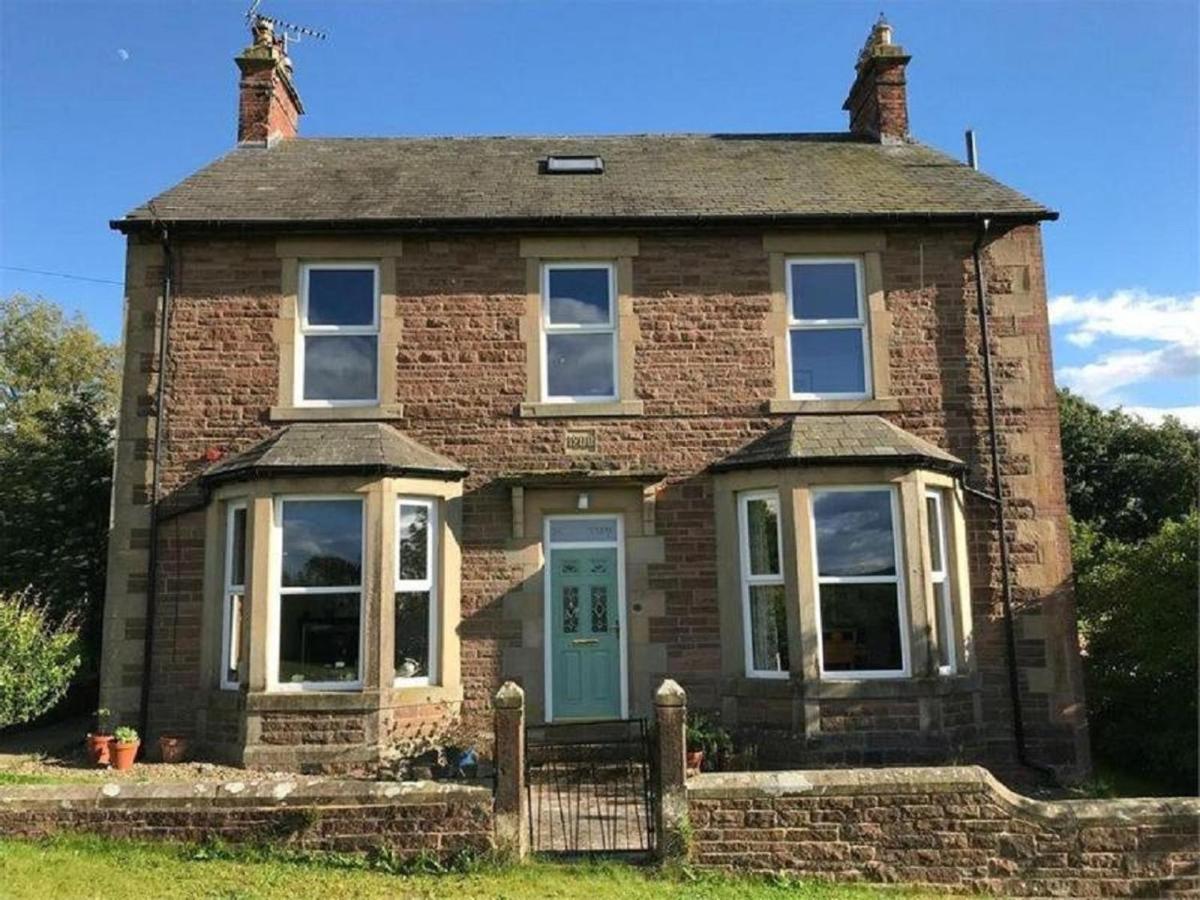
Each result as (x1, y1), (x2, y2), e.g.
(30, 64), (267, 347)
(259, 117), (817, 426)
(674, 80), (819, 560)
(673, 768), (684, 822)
(0, 778), (494, 861)
(687, 766), (1199, 897)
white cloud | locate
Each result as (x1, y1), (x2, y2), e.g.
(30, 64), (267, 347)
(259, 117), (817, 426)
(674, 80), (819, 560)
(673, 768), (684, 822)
(1051, 288), (1200, 411)
(116, 48), (129, 62)
(1057, 343), (1199, 403)
(1120, 405), (1200, 427)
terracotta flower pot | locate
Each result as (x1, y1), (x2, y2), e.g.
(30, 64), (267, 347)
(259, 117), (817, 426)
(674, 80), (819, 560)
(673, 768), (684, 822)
(86, 734), (114, 766)
(686, 750), (705, 772)
(111, 740), (140, 772)
(158, 735), (188, 764)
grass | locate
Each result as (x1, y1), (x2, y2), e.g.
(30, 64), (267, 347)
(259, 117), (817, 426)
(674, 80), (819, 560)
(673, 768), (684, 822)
(0, 835), (949, 900)
(0, 771), (99, 786)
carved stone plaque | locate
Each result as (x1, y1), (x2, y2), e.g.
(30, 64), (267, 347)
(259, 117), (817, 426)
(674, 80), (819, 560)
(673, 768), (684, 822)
(565, 430), (598, 454)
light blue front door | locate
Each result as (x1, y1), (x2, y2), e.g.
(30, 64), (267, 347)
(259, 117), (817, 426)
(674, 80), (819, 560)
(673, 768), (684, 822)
(550, 546), (621, 720)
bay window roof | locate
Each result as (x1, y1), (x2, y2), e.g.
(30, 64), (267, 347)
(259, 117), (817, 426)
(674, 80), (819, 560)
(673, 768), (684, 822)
(203, 422), (468, 486)
(712, 415), (964, 474)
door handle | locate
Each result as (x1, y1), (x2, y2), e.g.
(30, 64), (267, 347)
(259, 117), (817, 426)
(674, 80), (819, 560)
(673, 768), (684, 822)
(570, 638), (600, 646)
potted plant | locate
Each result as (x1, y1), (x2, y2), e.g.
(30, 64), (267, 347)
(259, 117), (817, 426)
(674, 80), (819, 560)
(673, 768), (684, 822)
(686, 712), (732, 773)
(86, 708), (115, 766)
(158, 734), (188, 764)
(111, 726), (140, 771)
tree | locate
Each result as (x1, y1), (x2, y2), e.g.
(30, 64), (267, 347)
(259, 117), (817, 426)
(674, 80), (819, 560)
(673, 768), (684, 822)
(0, 591), (82, 729)
(0, 295), (118, 666)
(1058, 389), (1198, 544)
(1075, 514), (1199, 794)
(1058, 389), (1199, 794)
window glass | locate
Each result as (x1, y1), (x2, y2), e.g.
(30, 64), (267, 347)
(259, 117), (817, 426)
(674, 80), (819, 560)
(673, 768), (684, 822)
(748, 584), (790, 672)
(398, 504), (430, 582)
(547, 267), (612, 325)
(222, 504), (248, 689)
(926, 490), (956, 673)
(790, 261), (859, 320)
(277, 498), (363, 687)
(299, 265), (378, 404)
(813, 490), (897, 577)
(396, 500), (436, 684)
(546, 333), (615, 398)
(395, 592), (431, 680)
(819, 583), (903, 672)
(789, 329), (866, 396)
(739, 491), (789, 677)
(813, 488), (906, 676)
(306, 269), (376, 326)
(229, 506), (247, 587)
(302, 334), (379, 402)
(548, 518), (618, 544)
(745, 495), (780, 576)
(281, 499), (363, 586)
(542, 264), (618, 401)
(279, 592), (360, 685)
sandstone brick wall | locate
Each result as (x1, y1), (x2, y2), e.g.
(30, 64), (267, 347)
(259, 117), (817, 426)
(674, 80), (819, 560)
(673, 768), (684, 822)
(100, 222), (1087, 776)
(0, 780), (493, 861)
(687, 767), (1200, 897)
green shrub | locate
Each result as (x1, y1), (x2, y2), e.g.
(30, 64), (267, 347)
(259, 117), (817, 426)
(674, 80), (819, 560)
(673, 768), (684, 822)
(0, 591), (81, 728)
(1075, 513), (1199, 794)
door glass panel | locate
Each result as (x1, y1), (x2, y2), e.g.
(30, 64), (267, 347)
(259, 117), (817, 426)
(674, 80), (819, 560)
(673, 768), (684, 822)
(591, 585), (609, 633)
(549, 518), (618, 544)
(562, 586), (580, 633)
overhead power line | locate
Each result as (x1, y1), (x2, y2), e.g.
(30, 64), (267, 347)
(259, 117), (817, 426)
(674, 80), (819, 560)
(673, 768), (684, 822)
(0, 265), (123, 286)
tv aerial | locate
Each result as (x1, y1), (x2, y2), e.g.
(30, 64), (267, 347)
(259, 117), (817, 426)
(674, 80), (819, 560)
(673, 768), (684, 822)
(245, 0), (328, 48)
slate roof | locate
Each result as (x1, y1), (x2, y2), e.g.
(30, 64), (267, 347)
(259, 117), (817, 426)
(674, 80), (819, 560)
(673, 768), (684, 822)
(202, 422), (468, 484)
(113, 134), (1052, 232)
(711, 416), (964, 473)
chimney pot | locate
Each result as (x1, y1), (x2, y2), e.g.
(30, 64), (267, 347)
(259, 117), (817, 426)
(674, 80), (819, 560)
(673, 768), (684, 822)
(843, 18), (911, 144)
(235, 19), (304, 146)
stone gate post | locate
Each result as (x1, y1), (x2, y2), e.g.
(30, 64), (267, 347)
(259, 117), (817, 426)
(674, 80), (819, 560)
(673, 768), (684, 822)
(654, 678), (688, 860)
(493, 680), (527, 860)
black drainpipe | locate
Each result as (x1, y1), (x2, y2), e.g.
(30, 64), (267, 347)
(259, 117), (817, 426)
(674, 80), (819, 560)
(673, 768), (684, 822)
(970, 211), (1056, 781)
(138, 227), (173, 738)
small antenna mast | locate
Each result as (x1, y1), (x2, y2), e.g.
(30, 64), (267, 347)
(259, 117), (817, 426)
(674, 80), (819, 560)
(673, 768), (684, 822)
(245, 0), (328, 48)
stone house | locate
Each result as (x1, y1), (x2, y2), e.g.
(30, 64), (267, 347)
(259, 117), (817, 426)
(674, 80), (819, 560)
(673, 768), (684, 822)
(100, 17), (1089, 778)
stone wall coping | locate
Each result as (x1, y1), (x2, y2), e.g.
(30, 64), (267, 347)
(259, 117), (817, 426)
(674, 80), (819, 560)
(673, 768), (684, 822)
(0, 778), (492, 813)
(686, 765), (1200, 827)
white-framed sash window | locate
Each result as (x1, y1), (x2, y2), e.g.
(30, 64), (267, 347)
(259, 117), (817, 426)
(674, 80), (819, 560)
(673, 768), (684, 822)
(738, 490), (790, 678)
(272, 496), (364, 691)
(296, 262), (380, 406)
(220, 501), (248, 690)
(541, 262), (618, 402)
(786, 257), (871, 399)
(811, 486), (909, 679)
(395, 498), (438, 686)
(925, 489), (958, 675)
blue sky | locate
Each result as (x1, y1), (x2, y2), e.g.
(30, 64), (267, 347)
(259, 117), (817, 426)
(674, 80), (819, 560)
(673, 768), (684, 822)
(2, 0), (1197, 421)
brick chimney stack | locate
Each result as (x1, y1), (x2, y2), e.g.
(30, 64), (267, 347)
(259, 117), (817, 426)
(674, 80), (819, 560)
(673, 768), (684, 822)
(843, 16), (911, 143)
(235, 17), (304, 145)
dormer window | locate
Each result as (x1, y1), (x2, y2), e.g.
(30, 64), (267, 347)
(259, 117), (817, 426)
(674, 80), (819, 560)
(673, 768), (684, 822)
(297, 263), (380, 406)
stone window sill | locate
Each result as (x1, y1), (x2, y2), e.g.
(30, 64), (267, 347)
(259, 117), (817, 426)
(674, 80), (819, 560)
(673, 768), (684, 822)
(766, 397), (901, 415)
(269, 404), (405, 423)
(387, 683), (464, 706)
(518, 400), (644, 419)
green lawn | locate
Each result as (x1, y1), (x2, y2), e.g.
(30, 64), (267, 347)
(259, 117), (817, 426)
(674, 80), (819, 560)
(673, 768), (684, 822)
(0, 836), (945, 900)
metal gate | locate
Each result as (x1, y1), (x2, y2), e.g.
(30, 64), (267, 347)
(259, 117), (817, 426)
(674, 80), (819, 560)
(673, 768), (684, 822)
(526, 718), (657, 855)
